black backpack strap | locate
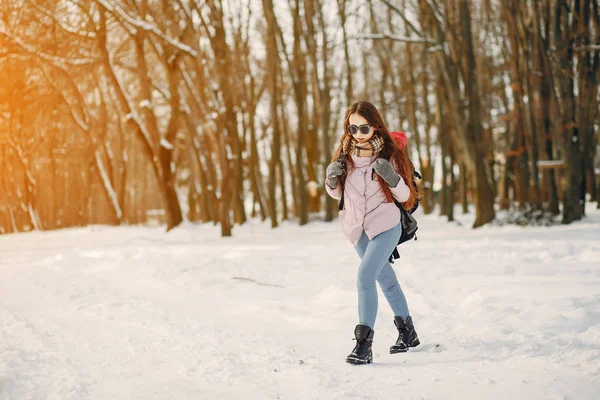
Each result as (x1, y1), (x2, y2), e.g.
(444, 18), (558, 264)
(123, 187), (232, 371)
(408, 170), (421, 214)
(389, 248), (400, 264)
(338, 182), (344, 211)
(336, 151), (347, 211)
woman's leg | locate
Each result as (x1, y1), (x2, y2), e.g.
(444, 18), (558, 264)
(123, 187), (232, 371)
(353, 230), (370, 258)
(354, 228), (411, 320)
(376, 261), (410, 320)
(353, 223), (402, 329)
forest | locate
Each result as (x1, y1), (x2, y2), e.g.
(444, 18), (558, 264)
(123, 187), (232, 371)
(1, 0), (599, 235)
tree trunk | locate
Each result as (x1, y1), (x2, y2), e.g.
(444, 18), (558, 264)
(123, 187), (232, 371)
(97, 8), (173, 227)
(460, 164), (469, 215)
(447, 143), (455, 222)
(575, 0), (600, 217)
(319, 0), (335, 222)
(279, 159), (288, 220)
(338, 0), (353, 104)
(263, 0), (282, 228)
(291, 0), (309, 225)
(554, 0), (583, 224)
(438, 69), (448, 217)
(249, 108), (267, 221)
(303, 0), (322, 214)
(420, 36), (435, 215)
(459, 0), (496, 227)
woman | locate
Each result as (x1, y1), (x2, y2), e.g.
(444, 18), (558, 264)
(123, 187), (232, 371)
(324, 101), (420, 365)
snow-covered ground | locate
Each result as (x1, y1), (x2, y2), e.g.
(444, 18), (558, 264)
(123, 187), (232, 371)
(1, 205), (600, 400)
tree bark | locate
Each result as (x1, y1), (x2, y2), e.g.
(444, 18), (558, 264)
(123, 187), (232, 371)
(458, 0), (496, 227)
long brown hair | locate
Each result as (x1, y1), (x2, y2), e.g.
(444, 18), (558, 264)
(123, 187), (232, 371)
(331, 101), (420, 211)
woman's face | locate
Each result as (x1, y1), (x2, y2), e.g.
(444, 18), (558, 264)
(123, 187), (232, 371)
(348, 113), (375, 143)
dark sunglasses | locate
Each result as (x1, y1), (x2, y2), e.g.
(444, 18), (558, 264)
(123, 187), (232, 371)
(347, 124), (372, 135)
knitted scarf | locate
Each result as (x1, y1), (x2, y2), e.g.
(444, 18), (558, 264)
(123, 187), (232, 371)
(342, 134), (385, 158)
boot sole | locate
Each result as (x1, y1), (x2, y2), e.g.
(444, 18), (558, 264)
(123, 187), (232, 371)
(389, 347), (409, 354)
(346, 355), (373, 365)
(389, 339), (420, 354)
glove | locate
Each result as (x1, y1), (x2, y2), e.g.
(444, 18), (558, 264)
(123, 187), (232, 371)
(326, 161), (345, 188)
(373, 158), (401, 188)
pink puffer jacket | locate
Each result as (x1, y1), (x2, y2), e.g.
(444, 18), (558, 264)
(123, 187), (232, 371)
(325, 154), (411, 247)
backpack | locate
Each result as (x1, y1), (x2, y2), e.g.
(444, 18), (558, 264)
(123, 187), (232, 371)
(336, 131), (420, 264)
(388, 169), (421, 263)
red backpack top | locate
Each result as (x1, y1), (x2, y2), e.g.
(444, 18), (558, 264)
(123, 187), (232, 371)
(390, 131), (407, 149)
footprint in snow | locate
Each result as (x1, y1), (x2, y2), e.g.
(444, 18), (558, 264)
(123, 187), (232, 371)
(409, 343), (446, 353)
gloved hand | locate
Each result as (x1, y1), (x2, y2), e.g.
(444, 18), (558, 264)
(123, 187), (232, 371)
(326, 161), (345, 188)
(373, 158), (401, 188)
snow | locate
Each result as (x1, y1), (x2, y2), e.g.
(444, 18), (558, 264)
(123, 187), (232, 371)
(160, 138), (174, 150)
(537, 160), (564, 167)
(1, 205), (600, 399)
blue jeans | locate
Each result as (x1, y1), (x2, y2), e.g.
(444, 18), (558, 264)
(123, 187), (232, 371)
(353, 222), (410, 329)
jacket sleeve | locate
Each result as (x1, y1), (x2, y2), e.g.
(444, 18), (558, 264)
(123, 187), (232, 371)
(324, 178), (342, 200)
(390, 159), (411, 203)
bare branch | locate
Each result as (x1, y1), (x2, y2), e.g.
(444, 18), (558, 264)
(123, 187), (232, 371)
(349, 32), (438, 45)
(96, 0), (198, 57)
(423, 0), (446, 29)
(113, 57), (171, 99)
(0, 25), (98, 66)
(574, 44), (600, 51)
(27, 0), (97, 39)
(377, 0), (424, 38)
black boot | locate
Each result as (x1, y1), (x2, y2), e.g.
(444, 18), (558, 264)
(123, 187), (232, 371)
(346, 324), (374, 365)
(390, 316), (420, 354)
